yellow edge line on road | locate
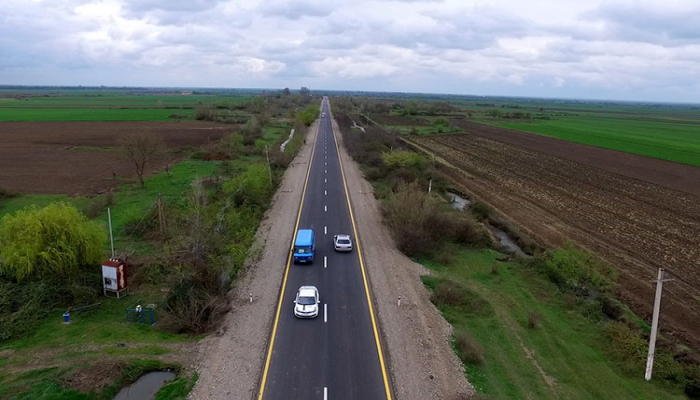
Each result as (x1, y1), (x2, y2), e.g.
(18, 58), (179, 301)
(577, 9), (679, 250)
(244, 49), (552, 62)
(257, 119), (319, 400)
(331, 115), (393, 400)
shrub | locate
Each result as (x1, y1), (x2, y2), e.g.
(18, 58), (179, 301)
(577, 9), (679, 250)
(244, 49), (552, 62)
(224, 164), (273, 207)
(471, 202), (493, 221)
(382, 151), (428, 172)
(0, 185), (18, 199)
(430, 278), (492, 316)
(540, 244), (615, 296)
(600, 294), (626, 321)
(528, 310), (541, 329)
(455, 329), (484, 364)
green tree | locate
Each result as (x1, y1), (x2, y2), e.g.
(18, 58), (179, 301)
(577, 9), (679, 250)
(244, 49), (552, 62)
(300, 86), (311, 96)
(382, 151), (428, 171)
(0, 203), (106, 281)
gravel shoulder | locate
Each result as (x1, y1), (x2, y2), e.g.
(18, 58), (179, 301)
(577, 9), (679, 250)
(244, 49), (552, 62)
(331, 115), (473, 399)
(189, 120), (319, 400)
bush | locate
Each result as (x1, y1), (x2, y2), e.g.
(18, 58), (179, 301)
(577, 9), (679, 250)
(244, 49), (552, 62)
(540, 244), (615, 296)
(382, 151), (428, 172)
(0, 185), (18, 199)
(430, 278), (491, 316)
(455, 329), (484, 364)
(224, 164), (273, 207)
(471, 202), (493, 221)
(528, 310), (541, 329)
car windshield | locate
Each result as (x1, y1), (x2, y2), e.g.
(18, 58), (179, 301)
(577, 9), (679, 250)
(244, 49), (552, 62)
(295, 246), (311, 254)
(298, 296), (315, 305)
(338, 239), (350, 245)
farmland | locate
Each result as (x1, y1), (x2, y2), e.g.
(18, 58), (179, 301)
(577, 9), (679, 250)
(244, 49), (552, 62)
(0, 91), (252, 121)
(407, 133), (700, 349)
(0, 121), (230, 195)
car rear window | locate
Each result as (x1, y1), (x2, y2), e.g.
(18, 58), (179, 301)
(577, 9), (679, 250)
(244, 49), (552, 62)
(338, 239), (351, 244)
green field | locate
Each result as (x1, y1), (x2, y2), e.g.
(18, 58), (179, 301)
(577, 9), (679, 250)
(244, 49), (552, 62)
(0, 91), (252, 121)
(421, 248), (687, 400)
(449, 99), (700, 166)
(485, 115), (700, 166)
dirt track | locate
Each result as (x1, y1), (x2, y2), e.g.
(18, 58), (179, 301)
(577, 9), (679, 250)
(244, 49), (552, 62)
(0, 121), (230, 195)
(409, 133), (700, 349)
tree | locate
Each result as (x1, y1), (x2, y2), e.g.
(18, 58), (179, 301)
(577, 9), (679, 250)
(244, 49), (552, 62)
(282, 87), (291, 96)
(300, 86), (311, 96)
(0, 203), (106, 281)
(119, 132), (164, 187)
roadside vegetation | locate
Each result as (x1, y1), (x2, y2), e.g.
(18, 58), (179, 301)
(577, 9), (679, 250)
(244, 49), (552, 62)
(0, 89), (319, 398)
(331, 97), (700, 399)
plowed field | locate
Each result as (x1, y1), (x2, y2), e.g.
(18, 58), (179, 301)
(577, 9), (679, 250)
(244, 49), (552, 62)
(409, 133), (700, 348)
(0, 121), (229, 195)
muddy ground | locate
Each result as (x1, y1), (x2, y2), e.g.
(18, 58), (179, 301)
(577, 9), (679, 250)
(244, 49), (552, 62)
(0, 121), (230, 195)
(408, 132), (700, 349)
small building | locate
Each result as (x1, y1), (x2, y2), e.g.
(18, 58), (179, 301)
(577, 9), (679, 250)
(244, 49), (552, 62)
(102, 259), (128, 298)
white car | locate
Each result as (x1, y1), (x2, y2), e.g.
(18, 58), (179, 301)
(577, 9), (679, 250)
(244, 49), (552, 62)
(294, 286), (320, 318)
(333, 234), (353, 252)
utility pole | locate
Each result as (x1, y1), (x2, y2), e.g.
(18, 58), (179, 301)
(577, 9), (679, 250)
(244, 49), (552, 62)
(645, 268), (674, 381)
(157, 194), (165, 237)
(107, 207), (115, 258)
(265, 145), (273, 186)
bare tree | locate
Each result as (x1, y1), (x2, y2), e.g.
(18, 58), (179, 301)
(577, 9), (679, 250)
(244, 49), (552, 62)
(119, 132), (164, 188)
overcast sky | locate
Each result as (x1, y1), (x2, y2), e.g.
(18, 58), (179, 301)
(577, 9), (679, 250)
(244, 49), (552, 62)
(2, 0), (699, 102)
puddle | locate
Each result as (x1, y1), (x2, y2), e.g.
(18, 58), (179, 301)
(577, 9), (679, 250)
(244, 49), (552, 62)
(112, 371), (175, 400)
(488, 226), (529, 258)
(447, 192), (471, 211)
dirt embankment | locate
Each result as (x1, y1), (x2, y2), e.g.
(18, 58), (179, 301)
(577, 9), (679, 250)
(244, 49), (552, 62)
(333, 116), (473, 399)
(189, 121), (319, 400)
(451, 119), (700, 198)
(0, 121), (230, 195)
(408, 133), (700, 349)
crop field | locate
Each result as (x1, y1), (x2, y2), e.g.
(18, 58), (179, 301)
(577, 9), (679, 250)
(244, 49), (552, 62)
(0, 121), (230, 194)
(408, 133), (700, 348)
(0, 91), (252, 121)
(448, 100), (700, 166)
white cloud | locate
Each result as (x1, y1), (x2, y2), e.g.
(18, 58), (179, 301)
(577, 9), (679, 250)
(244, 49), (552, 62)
(0, 0), (699, 101)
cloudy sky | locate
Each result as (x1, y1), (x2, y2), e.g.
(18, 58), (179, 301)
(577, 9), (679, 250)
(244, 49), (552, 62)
(1, 0), (699, 102)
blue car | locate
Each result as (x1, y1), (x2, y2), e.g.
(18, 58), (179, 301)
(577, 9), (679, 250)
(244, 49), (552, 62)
(293, 229), (315, 264)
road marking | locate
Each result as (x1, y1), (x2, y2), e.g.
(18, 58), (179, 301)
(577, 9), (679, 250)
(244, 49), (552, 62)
(325, 190), (327, 196)
(325, 162), (327, 166)
(331, 113), (393, 399)
(324, 205), (327, 212)
(324, 387), (328, 400)
(324, 226), (327, 235)
(325, 169), (327, 173)
(257, 111), (320, 400)
(324, 255), (327, 268)
(324, 303), (327, 322)
(325, 178), (327, 183)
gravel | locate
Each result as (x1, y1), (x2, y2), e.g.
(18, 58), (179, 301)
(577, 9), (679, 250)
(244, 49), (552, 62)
(188, 120), (319, 400)
(331, 115), (474, 400)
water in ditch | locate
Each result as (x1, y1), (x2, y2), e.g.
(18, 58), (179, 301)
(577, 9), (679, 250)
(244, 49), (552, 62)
(112, 371), (175, 400)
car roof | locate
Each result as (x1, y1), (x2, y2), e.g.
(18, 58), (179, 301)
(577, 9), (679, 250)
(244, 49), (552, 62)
(335, 234), (351, 239)
(295, 229), (314, 246)
(298, 286), (317, 296)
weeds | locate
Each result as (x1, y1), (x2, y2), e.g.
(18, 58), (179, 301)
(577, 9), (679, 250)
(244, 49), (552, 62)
(455, 329), (484, 365)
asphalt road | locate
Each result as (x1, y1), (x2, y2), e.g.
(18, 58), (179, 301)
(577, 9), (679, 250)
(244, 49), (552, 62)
(259, 98), (391, 400)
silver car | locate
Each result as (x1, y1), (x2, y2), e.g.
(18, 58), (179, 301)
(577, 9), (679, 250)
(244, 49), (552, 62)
(333, 234), (353, 252)
(294, 286), (320, 318)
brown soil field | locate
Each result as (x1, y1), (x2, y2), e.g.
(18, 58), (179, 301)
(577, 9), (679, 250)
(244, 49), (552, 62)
(451, 120), (700, 198)
(408, 133), (700, 349)
(369, 114), (429, 126)
(0, 121), (230, 195)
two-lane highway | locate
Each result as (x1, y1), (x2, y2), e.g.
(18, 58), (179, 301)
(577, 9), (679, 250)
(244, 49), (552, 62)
(258, 98), (392, 400)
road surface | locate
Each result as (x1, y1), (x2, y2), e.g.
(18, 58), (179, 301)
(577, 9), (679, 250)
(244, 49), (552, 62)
(257, 97), (392, 400)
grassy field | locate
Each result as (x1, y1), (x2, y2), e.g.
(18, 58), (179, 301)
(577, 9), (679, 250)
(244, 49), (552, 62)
(0, 92), (252, 121)
(484, 115), (700, 166)
(447, 99), (700, 166)
(421, 248), (687, 400)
